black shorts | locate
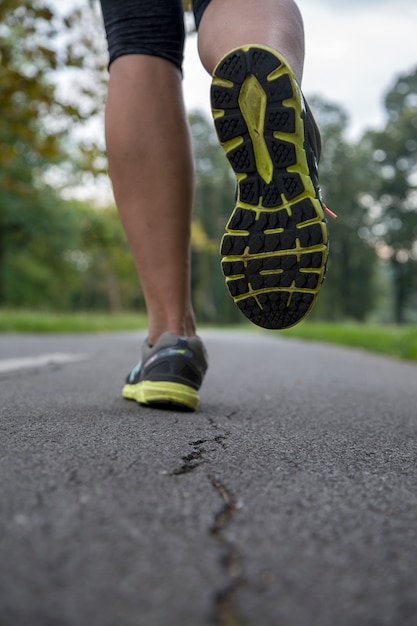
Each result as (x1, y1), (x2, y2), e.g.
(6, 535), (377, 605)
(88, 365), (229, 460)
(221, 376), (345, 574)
(99, 0), (212, 71)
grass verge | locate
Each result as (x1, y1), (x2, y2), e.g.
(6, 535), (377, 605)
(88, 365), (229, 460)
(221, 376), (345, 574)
(0, 310), (416, 363)
(279, 322), (417, 362)
(0, 310), (148, 333)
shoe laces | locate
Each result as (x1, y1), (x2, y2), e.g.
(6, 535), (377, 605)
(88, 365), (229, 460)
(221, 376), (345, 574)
(323, 204), (338, 220)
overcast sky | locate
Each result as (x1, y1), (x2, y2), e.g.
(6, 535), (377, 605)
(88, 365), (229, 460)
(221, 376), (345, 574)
(183, 0), (417, 139)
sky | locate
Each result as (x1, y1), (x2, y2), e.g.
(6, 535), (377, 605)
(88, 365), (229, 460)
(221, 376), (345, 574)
(182, 0), (417, 140)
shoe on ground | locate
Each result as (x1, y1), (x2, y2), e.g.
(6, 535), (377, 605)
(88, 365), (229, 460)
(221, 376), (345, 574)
(122, 332), (208, 411)
(211, 44), (329, 329)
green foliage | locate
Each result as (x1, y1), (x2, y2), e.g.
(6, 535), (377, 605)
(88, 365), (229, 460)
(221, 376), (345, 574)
(280, 322), (417, 362)
(67, 203), (142, 312)
(364, 68), (417, 323)
(0, 309), (148, 333)
(0, 0), (118, 312)
(2, 191), (80, 308)
(1, 192), (141, 312)
(0, 0), (105, 173)
(294, 97), (377, 321)
(189, 112), (243, 324)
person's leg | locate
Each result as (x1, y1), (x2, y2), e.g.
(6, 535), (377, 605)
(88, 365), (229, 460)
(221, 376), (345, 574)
(194, 0), (329, 330)
(105, 54), (196, 346)
(100, 0), (196, 347)
(99, 0), (208, 410)
(197, 0), (305, 81)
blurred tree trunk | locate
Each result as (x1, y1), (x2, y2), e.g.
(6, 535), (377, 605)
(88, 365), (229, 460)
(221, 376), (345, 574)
(391, 258), (408, 325)
(106, 271), (122, 312)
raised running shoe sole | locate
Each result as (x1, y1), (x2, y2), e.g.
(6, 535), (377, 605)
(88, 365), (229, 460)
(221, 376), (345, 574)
(211, 45), (328, 329)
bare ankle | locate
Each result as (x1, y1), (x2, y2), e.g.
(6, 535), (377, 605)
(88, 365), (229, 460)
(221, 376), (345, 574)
(147, 313), (197, 346)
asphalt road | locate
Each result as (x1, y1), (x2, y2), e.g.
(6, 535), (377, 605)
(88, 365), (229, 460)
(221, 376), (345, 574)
(1, 330), (417, 626)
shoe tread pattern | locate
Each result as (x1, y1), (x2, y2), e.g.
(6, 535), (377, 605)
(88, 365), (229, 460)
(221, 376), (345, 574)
(211, 45), (328, 329)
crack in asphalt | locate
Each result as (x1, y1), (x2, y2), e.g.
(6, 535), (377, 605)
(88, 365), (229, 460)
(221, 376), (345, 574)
(170, 440), (207, 475)
(169, 434), (228, 476)
(208, 475), (248, 626)
(170, 421), (248, 626)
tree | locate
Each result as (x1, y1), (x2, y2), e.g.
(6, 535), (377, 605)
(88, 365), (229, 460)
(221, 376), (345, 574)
(2, 190), (82, 309)
(366, 67), (417, 323)
(307, 97), (377, 321)
(189, 111), (243, 323)
(69, 203), (142, 312)
(0, 0), (108, 308)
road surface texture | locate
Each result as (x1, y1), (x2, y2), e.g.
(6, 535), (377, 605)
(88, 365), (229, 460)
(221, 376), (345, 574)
(1, 330), (417, 626)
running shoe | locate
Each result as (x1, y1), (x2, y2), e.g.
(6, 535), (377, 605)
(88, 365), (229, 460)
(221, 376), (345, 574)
(211, 44), (329, 329)
(122, 332), (208, 411)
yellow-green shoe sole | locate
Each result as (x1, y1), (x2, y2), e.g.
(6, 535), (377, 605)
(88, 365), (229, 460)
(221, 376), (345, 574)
(211, 44), (328, 329)
(122, 380), (200, 411)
